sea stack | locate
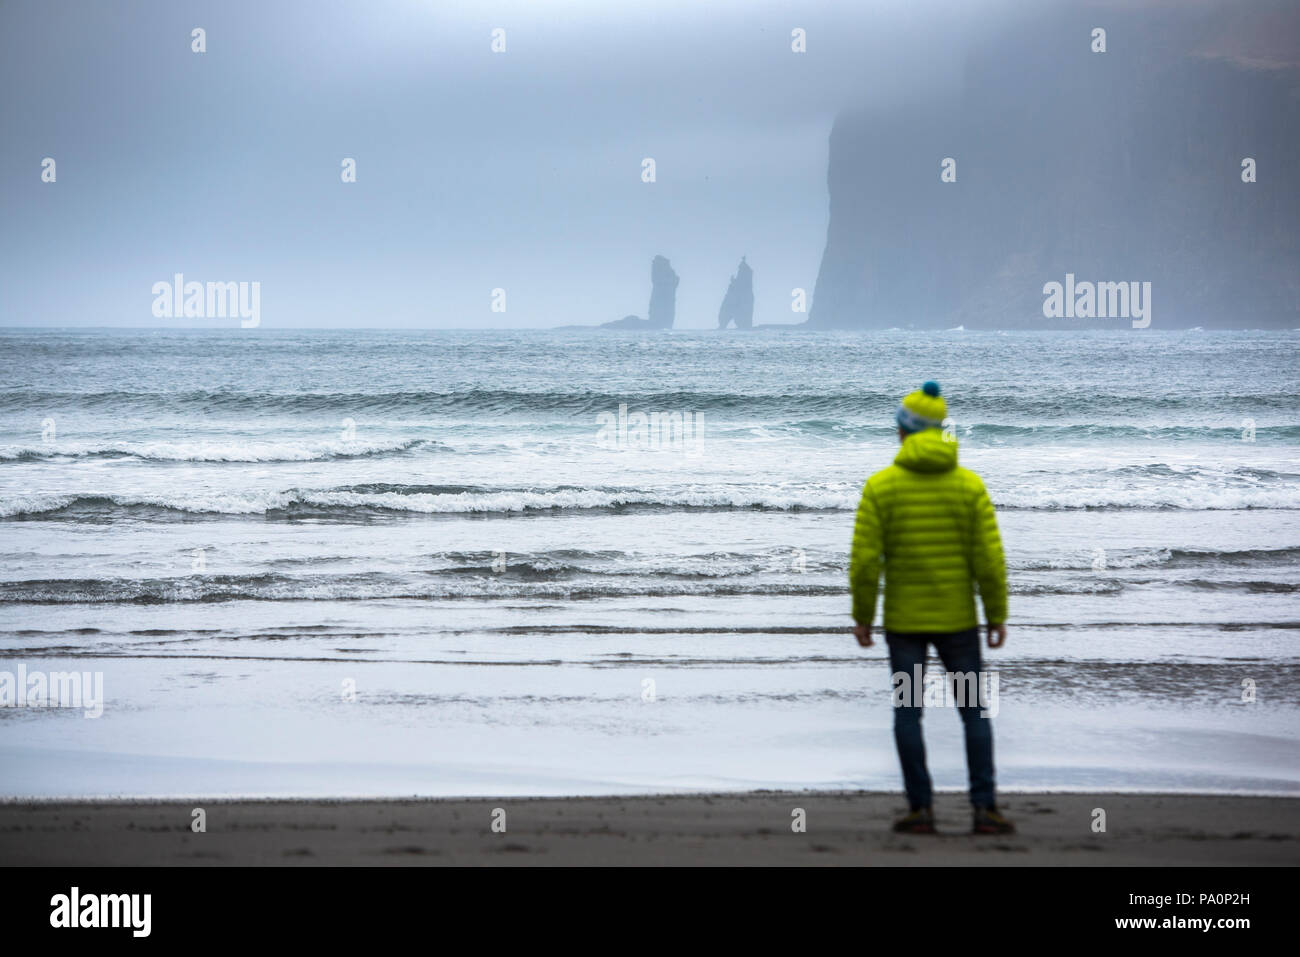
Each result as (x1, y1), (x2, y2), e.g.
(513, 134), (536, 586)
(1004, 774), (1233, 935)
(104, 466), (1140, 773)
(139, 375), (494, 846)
(717, 257), (754, 329)
(645, 255), (679, 328)
(601, 255), (679, 329)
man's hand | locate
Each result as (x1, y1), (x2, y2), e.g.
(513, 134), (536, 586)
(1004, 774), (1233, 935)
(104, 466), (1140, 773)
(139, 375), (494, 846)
(986, 623), (1007, 648)
(853, 624), (873, 647)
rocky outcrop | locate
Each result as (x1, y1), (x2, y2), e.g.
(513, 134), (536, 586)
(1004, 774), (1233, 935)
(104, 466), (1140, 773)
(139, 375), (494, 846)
(646, 255), (679, 328)
(717, 257), (754, 329)
(602, 255), (679, 329)
(807, 2), (1300, 329)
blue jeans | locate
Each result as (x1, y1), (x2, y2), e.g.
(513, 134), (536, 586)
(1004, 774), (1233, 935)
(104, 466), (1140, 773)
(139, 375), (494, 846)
(886, 628), (996, 810)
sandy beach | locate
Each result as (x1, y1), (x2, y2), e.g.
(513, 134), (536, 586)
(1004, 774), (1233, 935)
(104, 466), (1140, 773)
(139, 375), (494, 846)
(2, 791), (1296, 866)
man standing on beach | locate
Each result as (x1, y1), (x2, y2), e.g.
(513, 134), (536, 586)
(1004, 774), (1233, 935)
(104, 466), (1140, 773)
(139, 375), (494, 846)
(849, 381), (1014, 835)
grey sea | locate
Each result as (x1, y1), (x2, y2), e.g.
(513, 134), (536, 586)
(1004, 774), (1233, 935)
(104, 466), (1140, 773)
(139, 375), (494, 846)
(1, 327), (1298, 797)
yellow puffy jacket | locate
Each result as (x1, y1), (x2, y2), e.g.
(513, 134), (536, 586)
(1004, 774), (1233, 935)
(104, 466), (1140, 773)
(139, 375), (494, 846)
(849, 428), (1007, 632)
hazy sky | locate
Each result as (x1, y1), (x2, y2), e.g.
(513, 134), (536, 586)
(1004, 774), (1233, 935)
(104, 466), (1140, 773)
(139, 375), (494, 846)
(1, 0), (1003, 328)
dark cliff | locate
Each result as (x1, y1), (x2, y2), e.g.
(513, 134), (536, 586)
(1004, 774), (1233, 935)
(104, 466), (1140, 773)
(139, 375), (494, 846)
(808, 2), (1300, 329)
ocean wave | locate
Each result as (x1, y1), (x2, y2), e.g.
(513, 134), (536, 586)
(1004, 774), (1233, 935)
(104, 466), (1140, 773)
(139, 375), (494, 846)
(1176, 579), (1300, 593)
(0, 438), (438, 463)
(1009, 581), (1126, 596)
(2, 571), (1293, 604)
(1009, 578), (1299, 596)
(409, 547), (842, 579)
(0, 484), (857, 518)
(1013, 545), (1300, 571)
(4, 386), (1299, 423)
(994, 487), (1300, 510)
(0, 575), (847, 604)
(3, 479), (1298, 520)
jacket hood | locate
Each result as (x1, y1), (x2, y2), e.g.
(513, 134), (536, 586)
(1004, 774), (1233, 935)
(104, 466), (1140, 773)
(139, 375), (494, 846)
(894, 428), (958, 473)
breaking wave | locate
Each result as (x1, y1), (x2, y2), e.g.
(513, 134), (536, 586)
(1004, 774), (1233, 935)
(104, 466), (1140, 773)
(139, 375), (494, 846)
(3, 479), (1297, 520)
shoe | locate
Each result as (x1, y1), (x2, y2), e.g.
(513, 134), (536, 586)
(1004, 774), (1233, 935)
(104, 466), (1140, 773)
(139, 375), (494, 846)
(893, 807), (937, 834)
(972, 805), (1016, 835)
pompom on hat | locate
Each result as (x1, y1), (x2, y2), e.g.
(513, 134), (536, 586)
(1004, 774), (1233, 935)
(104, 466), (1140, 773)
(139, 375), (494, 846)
(896, 380), (947, 434)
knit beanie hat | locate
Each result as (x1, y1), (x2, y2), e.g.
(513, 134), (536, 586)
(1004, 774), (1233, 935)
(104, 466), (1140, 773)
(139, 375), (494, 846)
(896, 380), (946, 434)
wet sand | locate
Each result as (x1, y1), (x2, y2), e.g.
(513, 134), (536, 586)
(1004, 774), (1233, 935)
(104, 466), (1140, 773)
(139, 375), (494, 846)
(1, 791), (1297, 866)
